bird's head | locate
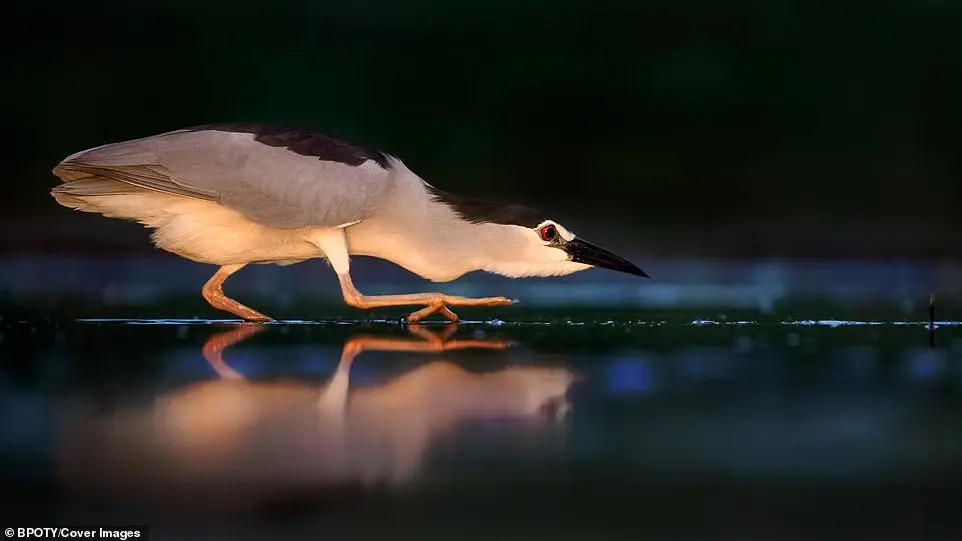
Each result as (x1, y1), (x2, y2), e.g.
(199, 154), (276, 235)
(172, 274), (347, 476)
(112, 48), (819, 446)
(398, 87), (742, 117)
(425, 185), (648, 280)
(481, 218), (649, 279)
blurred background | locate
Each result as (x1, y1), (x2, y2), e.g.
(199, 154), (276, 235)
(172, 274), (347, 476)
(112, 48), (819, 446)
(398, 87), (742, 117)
(5, 0), (961, 261)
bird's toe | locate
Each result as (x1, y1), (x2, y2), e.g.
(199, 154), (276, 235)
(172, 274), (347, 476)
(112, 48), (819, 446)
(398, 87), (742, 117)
(242, 312), (274, 323)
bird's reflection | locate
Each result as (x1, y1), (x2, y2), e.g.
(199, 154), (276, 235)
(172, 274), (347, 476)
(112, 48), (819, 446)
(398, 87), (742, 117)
(57, 323), (577, 515)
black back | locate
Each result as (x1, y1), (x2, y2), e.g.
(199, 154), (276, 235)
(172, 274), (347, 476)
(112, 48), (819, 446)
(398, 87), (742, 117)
(426, 185), (545, 228)
(187, 123), (392, 169)
(189, 123), (542, 227)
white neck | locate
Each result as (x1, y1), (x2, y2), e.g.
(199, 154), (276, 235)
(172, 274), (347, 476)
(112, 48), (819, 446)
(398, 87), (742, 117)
(343, 165), (587, 282)
(345, 200), (524, 282)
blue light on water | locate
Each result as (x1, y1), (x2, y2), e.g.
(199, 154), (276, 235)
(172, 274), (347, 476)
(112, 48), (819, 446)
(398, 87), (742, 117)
(218, 353), (261, 376)
(170, 350), (214, 378)
(681, 356), (707, 377)
(907, 352), (945, 383)
(299, 354), (335, 374)
(676, 347), (732, 380)
(167, 349), (270, 379)
(605, 357), (655, 394)
(347, 367), (384, 385)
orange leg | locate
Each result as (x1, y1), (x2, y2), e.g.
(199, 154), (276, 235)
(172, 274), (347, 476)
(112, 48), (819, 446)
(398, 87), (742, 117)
(201, 264), (273, 322)
(336, 273), (514, 322)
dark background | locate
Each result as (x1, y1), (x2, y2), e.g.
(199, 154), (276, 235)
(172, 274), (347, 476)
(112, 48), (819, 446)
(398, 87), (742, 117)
(5, 0), (961, 259)
(3, 5), (962, 538)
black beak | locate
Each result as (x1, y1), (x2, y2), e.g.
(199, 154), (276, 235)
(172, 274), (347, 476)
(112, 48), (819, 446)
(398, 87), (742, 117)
(562, 238), (649, 278)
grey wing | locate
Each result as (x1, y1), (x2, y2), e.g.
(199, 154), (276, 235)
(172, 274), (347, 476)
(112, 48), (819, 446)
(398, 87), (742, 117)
(53, 127), (397, 229)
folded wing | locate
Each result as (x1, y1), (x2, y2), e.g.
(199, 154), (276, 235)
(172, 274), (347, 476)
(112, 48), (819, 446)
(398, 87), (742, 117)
(52, 124), (397, 229)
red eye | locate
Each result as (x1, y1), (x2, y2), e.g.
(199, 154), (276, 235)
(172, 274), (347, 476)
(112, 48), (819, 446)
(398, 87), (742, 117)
(540, 224), (557, 241)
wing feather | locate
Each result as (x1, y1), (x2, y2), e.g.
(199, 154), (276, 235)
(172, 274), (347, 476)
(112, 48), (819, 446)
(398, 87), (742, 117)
(53, 126), (397, 229)
(56, 163), (219, 201)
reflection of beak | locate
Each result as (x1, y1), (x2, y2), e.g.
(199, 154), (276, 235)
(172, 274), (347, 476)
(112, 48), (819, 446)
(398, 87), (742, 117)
(563, 238), (649, 278)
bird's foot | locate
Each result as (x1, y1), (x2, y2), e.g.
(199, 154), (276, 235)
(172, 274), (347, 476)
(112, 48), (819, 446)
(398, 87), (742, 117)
(220, 301), (273, 322)
(404, 295), (514, 323)
(406, 303), (460, 323)
(241, 311), (274, 323)
(204, 292), (273, 322)
(342, 287), (514, 323)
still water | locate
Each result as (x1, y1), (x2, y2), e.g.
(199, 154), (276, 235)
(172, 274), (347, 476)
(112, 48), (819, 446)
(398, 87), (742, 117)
(1, 315), (961, 540)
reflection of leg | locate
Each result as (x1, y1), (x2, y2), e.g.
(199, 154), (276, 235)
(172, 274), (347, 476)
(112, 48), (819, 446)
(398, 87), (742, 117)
(334, 324), (513, 355)
(405, 323), (515, 351)
(318, 337), (362, 415)
(317, 323), (515, 413)
(201, 324), (268, 380)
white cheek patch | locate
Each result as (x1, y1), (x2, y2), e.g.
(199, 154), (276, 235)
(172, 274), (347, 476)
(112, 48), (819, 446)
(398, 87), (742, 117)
(524, 236), (567, 263)
(544, 245), (569, 263)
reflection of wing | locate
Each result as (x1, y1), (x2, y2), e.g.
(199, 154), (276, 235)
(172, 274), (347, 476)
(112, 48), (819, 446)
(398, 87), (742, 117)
(52, 124), (398, 229)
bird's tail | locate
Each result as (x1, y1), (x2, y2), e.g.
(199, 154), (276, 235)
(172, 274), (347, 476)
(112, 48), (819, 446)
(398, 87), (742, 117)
(50, 166), (188, 233)
(50, 173), (146, 214)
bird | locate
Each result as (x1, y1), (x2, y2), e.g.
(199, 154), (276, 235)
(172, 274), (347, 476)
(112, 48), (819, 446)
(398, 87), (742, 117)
(50, 123), (648, 322)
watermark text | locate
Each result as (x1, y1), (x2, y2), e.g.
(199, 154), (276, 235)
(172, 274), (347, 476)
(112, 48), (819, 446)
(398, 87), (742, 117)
(5, 527), (147, 541)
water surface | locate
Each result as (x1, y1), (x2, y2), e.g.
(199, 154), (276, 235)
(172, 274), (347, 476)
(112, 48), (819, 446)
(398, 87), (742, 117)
(1, 314), (960, 540)
(2, 257), (962, 539)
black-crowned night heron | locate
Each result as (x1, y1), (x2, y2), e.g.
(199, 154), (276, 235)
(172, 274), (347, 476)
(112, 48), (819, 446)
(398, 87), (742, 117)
(51, 123), (648, 322)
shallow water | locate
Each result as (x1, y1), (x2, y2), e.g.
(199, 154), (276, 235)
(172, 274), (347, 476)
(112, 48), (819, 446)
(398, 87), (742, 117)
(1, 314), (961, 540)
(2, 256), (962, 539)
